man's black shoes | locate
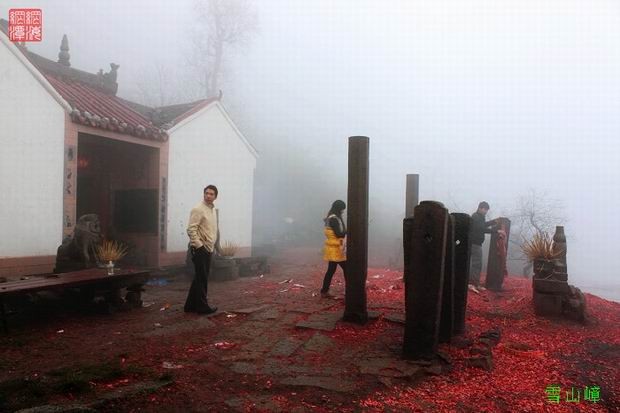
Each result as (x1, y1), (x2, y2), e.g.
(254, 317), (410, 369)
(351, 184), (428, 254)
(184, 306), (217, 315)
(196, 306), (217, 315)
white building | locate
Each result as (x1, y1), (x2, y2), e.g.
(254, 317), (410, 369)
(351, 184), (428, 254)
(0, 21), (257, 276)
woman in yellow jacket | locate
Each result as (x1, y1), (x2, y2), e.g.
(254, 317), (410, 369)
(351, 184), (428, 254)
(321, 200), (347, 298)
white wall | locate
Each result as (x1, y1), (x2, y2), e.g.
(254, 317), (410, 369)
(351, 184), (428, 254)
(0, 41), (65, 257)
(167, 103), (256, 252)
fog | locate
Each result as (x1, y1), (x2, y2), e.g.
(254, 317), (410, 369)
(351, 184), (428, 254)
(4, 0), (619, 301)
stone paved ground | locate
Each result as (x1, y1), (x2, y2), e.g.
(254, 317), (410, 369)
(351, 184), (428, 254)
(1, 247), (618, 412)
(1, 248), (431, 412)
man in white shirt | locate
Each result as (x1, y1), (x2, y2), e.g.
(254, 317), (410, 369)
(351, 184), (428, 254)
(184, 185), (221, 314)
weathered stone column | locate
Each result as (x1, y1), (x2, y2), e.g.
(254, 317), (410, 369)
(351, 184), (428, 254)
(343, 136), (369, 324)
(439, 214), (455, 343)
(485, 217), (511, 291)
(405, 174), (419, 218)
(403, 201), (448, 359)
(552, 225), (567, 275)
(451, 212), (471, 335)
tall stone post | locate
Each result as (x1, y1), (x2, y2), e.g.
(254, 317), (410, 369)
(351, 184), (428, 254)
(552, 226), (567, 275)
(403, 201), (448, 359)
(485, 217), (511, 291)
(405, 174), (419, 218)
(343, 136), (369, 324)
(439, 214), (455, 343)
(451, 212), (471, 335)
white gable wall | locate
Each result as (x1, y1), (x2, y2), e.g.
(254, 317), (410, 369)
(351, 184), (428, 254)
(167, 103), (256, 253)
(0, 40), (65, 257)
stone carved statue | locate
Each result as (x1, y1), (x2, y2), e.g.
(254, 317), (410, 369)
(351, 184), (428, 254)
(54, 214), (103, 273)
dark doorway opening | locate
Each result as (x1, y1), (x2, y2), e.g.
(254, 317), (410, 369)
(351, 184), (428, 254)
(76, 133), (159, 267)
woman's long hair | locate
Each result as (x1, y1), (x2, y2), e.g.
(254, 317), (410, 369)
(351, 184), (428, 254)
(324, 200), (346, 225)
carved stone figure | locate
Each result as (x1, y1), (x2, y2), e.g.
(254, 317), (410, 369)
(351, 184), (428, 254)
(54, 214), (102, 273)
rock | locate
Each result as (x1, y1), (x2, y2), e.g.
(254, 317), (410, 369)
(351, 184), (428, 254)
(466, 355), (493, 371)
(470, 346), (491, 356)
(478, 328), (501, 346)
(562, 285), (587, 323)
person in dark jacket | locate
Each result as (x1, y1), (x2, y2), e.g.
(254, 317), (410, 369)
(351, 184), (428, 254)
(469, 201), (501, 292)
(320, 200), (347, 298)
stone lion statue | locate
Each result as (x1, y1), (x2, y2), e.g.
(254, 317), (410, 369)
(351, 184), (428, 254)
(54, 214), (103, 273)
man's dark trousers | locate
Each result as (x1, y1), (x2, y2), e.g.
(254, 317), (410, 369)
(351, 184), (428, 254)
(184, 247), (212, 312)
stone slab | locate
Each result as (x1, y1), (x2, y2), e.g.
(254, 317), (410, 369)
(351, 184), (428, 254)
(140, 318), (215, 337)
(355, 357), (421, 378)
(302, 333), (334, 353)
(269, 337), (305, 357)
(296, 312), (342, 331)
(288, 302), (337, 314)
(280, 375), (357, 393)
(230, 362), (259, 375)
(249, 307), (280, 321)
(230, 304), (272, 314)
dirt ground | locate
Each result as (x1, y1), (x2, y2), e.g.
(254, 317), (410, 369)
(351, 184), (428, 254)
(1, 247), (618, 412)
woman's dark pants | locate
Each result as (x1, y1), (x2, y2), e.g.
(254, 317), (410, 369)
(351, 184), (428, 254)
(321, 261), (346, 293)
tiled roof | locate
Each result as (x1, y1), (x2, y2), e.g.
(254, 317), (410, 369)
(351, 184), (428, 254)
(1, 19), (167, 141)
(120, 97), (220, 129)
(45, 74), (168, 141)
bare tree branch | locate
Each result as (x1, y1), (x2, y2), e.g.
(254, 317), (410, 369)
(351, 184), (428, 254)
(506, 189), (567, 276)
(189, 0), (258, 97)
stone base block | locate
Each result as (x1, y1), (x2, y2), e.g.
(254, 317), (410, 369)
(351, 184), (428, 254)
(533, 291), (563, 317)
(211, 259), (239, 281)
(533, 279), (569, 294)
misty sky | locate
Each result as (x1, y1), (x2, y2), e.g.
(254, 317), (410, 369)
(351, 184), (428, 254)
(2, 0), (619, 299)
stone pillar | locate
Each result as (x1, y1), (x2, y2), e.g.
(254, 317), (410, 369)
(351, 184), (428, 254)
(552, 226), (567, 274)
(403, 201), (448, 359)
(451, 212), (471, 335)
(485, 217), (511, 291)
(405, 174), (419, 218)
(439, 215), (455, 343)
(343, 136), (369, 324)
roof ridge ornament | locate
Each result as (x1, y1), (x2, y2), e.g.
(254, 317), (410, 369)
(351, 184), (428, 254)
(96, 63), (120, 95)
(58, 34), (70, 66)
